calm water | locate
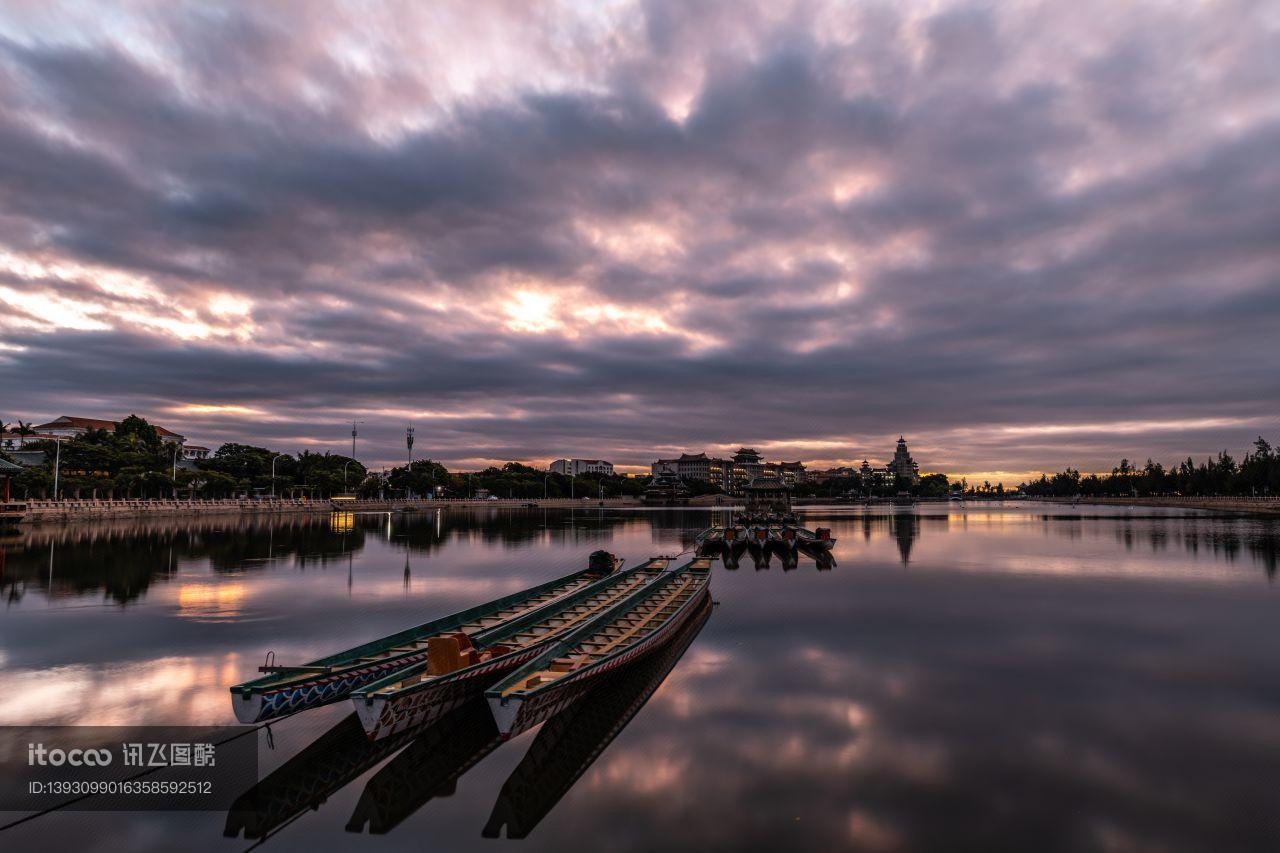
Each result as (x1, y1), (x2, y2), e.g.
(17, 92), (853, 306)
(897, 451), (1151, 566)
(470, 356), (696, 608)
(2, 505), (1279, 852)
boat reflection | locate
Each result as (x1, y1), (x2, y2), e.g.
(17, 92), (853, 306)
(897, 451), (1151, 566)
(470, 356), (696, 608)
(223, 713), (419, 840)
(483, 594), (713, 838)
(344, 697), (502, 834)
(223, 592), (713, 840)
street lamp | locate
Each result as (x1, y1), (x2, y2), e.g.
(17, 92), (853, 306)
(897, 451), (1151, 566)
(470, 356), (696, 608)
(172, 444), (181, 499)
(52, 437), (66, 500)
(270, 453), (283, 498)
(543, 474), (549, 500)
(343, 458), (354, 490)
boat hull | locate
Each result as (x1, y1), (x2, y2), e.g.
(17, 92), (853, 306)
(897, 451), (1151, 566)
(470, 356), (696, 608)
(232, 656), (435, 724)
(353, 559), (670, 739)
(231, 555), (624, 724)
(355, 642), (547, 740)
(489, 586), (713, 738)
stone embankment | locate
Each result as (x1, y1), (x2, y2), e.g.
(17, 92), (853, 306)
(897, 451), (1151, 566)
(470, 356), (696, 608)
(1031, 496), (1280, 515)
(15, 497), (641, 525)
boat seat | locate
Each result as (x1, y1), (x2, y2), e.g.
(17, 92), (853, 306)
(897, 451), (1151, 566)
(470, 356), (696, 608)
(426, 635), (466, 675)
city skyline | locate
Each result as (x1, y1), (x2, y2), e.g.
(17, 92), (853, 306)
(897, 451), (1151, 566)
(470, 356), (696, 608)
(1, 2), (1277, 486)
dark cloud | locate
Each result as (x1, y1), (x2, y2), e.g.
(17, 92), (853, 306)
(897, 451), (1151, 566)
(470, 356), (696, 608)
(0, 1), (1277, 476)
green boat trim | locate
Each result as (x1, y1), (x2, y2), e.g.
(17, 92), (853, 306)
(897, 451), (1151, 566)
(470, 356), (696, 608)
(487, 557), (712, 710)
(352, 557), (672, 702)
(231, 554), (622, 698)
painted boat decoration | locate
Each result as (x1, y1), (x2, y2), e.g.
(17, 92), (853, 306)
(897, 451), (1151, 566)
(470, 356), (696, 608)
(486, 557), (713, 739)
(352, 557), (672, 740)
(483, 592), (712, 838)
(229, 550), (625, 723)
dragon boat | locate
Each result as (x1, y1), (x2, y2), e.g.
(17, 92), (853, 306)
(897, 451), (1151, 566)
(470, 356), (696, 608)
(229, 550), (623, 723)
(352, 557), (672, 740)
(485, 557), (712, 739)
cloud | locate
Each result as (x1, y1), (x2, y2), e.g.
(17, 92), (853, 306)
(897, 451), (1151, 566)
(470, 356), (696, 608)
(0, 0), (1277, 477)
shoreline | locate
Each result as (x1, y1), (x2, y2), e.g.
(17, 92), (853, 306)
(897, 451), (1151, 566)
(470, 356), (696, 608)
(6, 497), (644, 526)
(1027, 496), (1280, 516)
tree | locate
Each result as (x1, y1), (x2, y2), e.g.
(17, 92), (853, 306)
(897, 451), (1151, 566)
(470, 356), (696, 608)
(917, 473), (950, 498)
(385, 459), (448, 497)
(115, 415), (163, 451)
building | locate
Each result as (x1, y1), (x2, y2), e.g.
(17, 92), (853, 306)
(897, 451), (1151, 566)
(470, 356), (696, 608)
(1, 456), (22, 503)
(730, 448), (764, 492)
(0, 432), (60, 450)
(773, 460), (808, 487)
(650, 452), (733, 490)
(887, 436), (920, 485)
(742, 475), (791, 513)
(650, 448), (806, 494)
(33, 416), (186, 445)
(549, 458), (614, 476)
(642, 469), (690, 506)
(181, 445), (211, 461)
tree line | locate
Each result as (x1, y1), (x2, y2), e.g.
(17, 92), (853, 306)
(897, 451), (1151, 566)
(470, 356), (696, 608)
(1018, 437), (1280, 497)
(0, 417), (647, 500)
(359, 460), (648, 500)
(0, 416), (366, 499)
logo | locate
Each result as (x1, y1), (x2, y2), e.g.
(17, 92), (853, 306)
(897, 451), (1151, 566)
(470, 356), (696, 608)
(27, 743), (113, 767)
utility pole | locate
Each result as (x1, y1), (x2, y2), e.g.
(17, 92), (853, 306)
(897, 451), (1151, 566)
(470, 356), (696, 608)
(406, 424), (415, 465)
(350, 420), (365, 460)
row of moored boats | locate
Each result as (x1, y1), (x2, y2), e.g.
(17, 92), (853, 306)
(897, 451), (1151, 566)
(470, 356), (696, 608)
(696, 514), (837, 569)
(230, 551), (713, 741)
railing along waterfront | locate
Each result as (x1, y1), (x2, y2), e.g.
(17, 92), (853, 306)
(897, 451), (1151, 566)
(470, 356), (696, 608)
(11, 496), (641, 525)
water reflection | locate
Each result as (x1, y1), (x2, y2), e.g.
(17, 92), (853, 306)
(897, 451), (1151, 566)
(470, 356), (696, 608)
(225, 598), (712, 840)
(483, 596), (713, 838)
(1, 506), (1279, 852)
(344, 698), (501, 835)
(0, 508), (646, 607)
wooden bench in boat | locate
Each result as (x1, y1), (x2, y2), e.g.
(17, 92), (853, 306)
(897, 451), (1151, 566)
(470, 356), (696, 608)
(498, 574), (701, 695)
(366, 569), (665, 689)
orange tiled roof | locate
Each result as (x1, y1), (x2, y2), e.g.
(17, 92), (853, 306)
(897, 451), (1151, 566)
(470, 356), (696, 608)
(33, 416), (183, 438)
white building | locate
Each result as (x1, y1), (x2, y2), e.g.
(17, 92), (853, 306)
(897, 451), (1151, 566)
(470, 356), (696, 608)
(549, 458), (615, 476)
(33, 416), (186, 445)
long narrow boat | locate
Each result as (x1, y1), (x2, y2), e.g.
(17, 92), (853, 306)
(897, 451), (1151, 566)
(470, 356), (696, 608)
(767, 527), (799, 569)
(695, 525), (747, 569)
(229, 550), (624, 723)
(483, 593), (712, 838)
(486, 557), (713, 738)
(353, 557), (672, 740)
(746, 525), (769, 568)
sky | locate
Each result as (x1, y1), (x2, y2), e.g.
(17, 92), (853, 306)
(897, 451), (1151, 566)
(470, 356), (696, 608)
(0, 0), (1277, 483)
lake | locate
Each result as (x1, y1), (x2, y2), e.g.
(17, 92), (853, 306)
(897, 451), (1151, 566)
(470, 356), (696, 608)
(1, 504), (1278, 852)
